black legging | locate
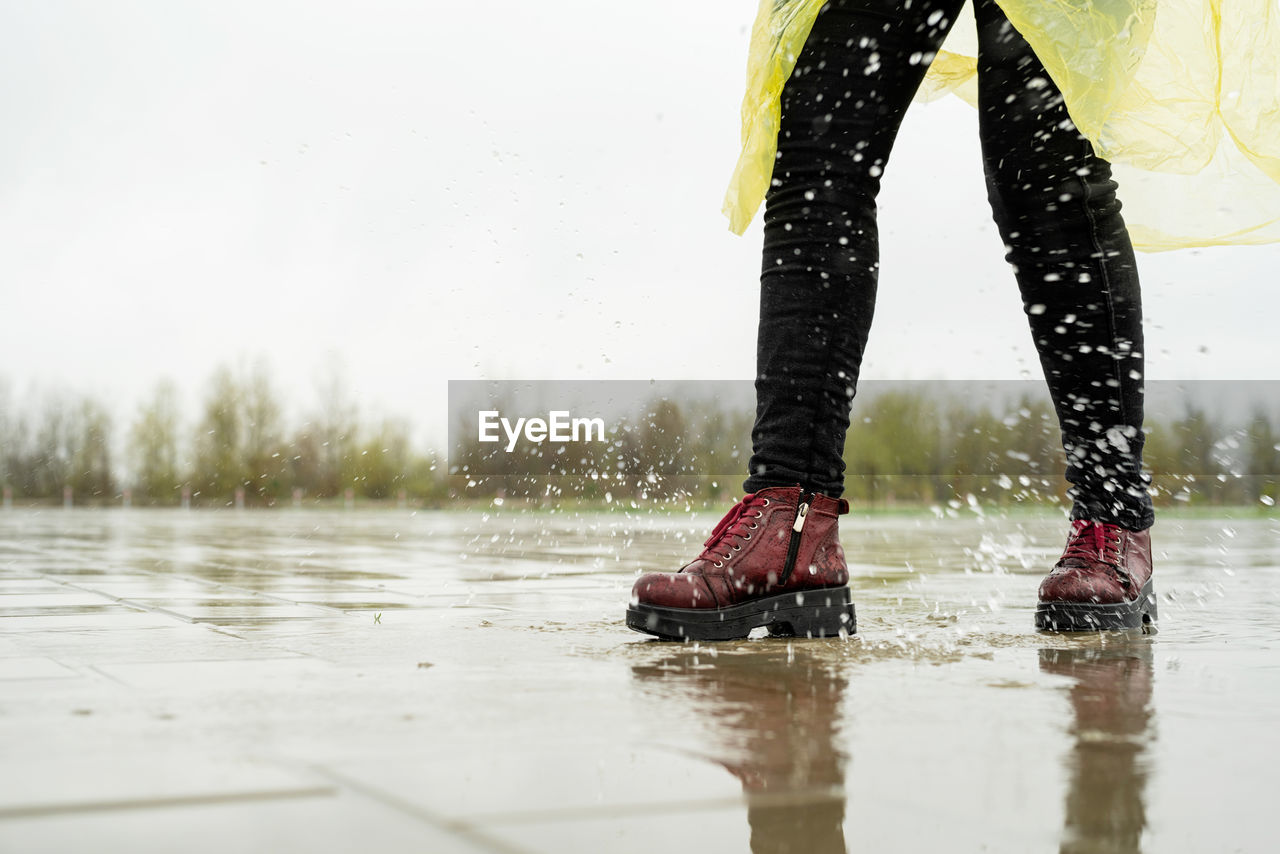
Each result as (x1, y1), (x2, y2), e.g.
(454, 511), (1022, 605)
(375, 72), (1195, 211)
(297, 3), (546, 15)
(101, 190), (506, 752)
(743, 0), (1153, 531)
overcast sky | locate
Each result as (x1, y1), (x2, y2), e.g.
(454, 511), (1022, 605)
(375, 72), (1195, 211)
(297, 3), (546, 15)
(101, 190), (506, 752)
(2, 0), (1276, 448)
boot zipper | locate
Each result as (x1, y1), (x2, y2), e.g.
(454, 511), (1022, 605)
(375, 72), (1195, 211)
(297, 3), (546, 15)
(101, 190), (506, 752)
(779, 494), (811, 585)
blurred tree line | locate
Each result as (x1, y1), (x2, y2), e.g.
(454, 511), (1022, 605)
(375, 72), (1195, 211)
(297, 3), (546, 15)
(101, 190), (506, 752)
(452, 389), (1279, 509)
(1, 371), (1276, 509)
(0, 366), (448, 507)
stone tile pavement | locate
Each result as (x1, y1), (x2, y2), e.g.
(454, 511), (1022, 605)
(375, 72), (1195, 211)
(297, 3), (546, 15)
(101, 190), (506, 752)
(2, 507), (1278, 852)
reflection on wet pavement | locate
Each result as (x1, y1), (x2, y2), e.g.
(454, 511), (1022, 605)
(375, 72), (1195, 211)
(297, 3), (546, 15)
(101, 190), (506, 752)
(632, 644), (848, 854)
(0, 507), (1277, 852)
(1041, 642), (1154, 854)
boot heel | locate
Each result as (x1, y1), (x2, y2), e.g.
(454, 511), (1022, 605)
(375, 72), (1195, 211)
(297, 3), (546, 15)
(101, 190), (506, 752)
(765, 588), (857, 638)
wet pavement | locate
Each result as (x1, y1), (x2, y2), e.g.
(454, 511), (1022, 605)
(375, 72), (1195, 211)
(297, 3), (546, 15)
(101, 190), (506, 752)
(1, 505), (1277, 853)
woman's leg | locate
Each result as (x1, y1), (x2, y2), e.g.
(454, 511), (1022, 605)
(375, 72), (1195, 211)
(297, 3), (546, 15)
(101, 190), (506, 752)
(744, 0), (966, 498)
(976, 0), (1157, 631)
(630, 0), (967, 640)
(975, 0), (1154, 531)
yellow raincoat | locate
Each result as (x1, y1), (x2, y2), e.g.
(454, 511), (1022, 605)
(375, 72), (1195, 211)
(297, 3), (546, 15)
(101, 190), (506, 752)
(723, 0), (1280, 251)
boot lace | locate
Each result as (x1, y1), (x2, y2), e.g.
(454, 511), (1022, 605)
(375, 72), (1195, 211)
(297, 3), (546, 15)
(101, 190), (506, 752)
(686, 492), (770, 568)
(1060, 520), (1128, 581)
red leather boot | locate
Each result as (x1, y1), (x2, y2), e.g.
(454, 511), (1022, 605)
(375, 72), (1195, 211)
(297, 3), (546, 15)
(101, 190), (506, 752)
(626, 486), (856, 641)
(1035, 520), (1157, 631)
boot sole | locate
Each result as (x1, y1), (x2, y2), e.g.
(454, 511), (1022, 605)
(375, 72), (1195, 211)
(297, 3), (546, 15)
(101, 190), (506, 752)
(626, 587), (856, 641)
(1035, 578), (1158, 632)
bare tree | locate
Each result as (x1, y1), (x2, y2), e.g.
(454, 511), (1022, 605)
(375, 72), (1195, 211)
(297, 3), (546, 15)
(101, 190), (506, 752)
(69, 398), (115, 499)
(353, 417), (411, 500)
(29, 392), (76, 498)
(192, 366), (245, 503)
(241, 363), (285, 503)
(294, 358), (358, 499)
(0, 378), (12, 491)
(129, 380), (182, 504)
